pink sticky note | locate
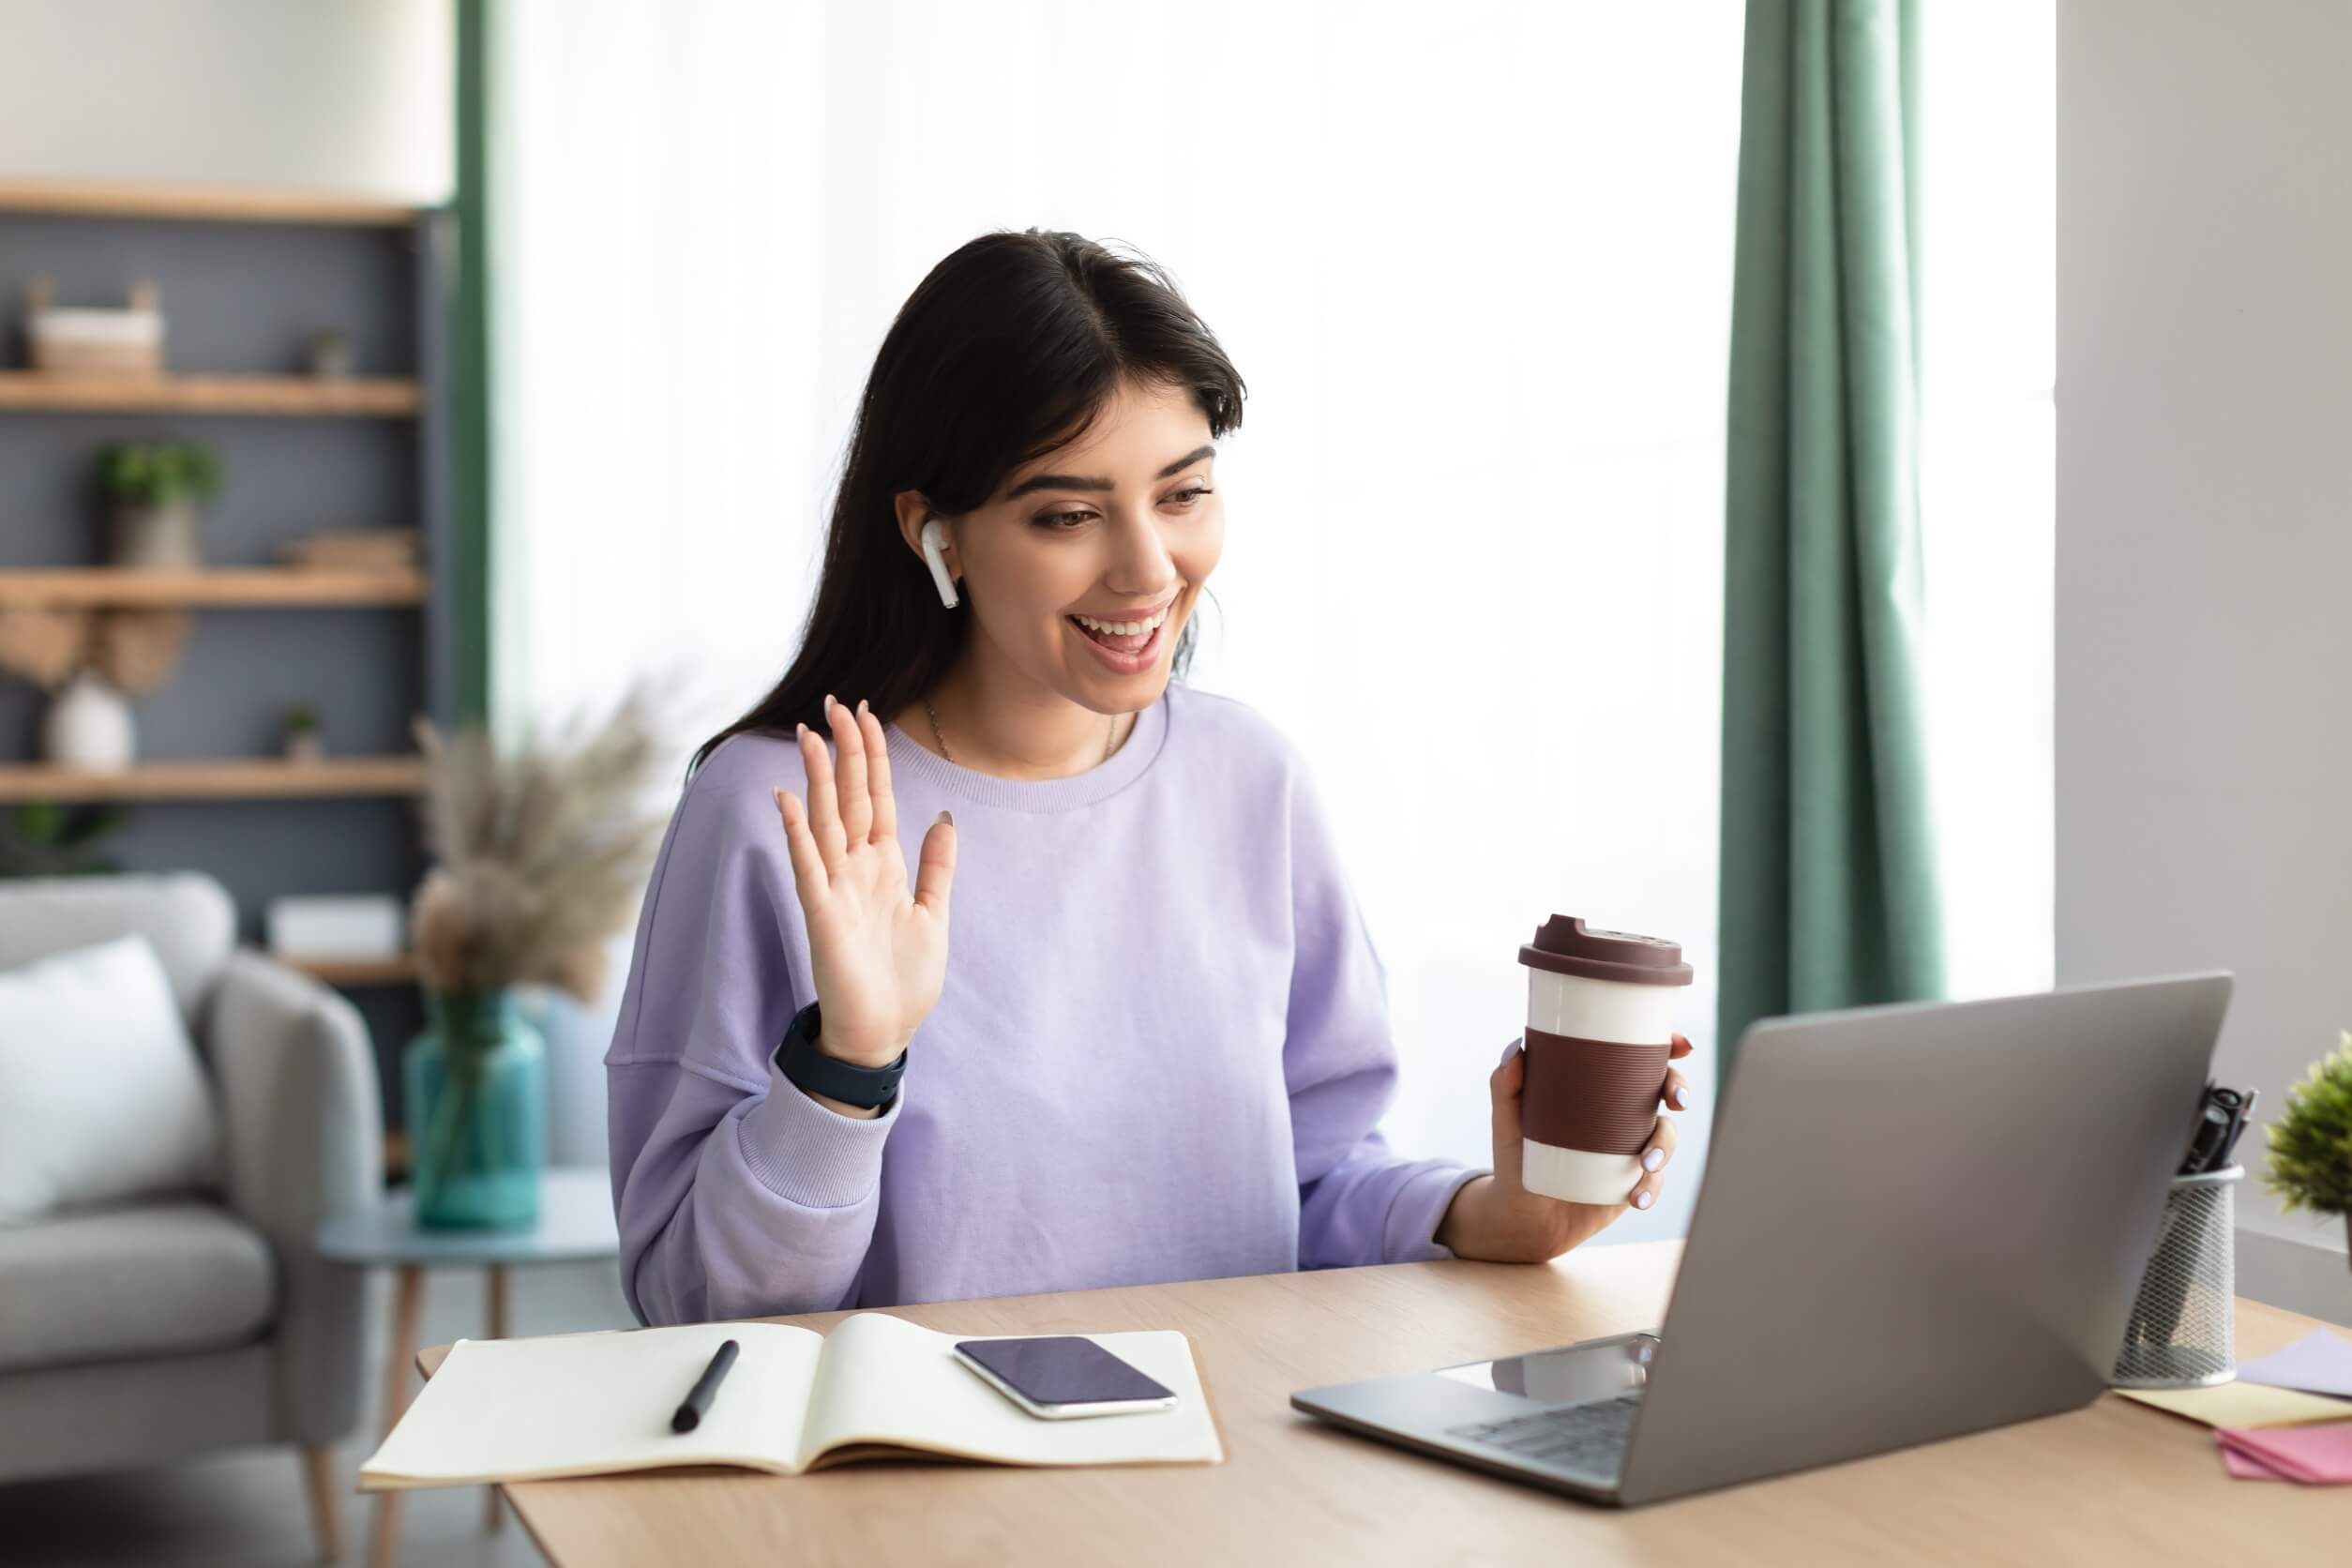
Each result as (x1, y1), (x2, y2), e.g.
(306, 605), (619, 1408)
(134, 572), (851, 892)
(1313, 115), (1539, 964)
(2215, 1421), (2352, 1485)
(2218, 1440), (2287, 1481)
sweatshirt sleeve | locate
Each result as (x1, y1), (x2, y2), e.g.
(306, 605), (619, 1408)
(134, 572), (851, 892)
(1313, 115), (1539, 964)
(1279, 746), (1488, 1269)
(604, 774), (902, 1325)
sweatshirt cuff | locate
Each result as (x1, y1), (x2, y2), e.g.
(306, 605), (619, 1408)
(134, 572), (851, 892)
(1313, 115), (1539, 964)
(1387, 1163), (1490, 1263)
(735, 1053), (903, 1210)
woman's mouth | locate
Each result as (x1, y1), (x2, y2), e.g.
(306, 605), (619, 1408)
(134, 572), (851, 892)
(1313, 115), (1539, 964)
(1068, 603), (1173, 671)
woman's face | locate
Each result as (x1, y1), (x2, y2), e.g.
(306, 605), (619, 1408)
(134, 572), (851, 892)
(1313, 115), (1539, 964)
(912, 377), (1224, 711)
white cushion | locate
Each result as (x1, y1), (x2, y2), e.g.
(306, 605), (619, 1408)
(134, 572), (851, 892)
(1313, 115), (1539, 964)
(0, 933), (221, 1225)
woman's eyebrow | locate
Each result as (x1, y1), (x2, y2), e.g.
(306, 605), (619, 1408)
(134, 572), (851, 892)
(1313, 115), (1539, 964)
(1003, 444), (1216, 500)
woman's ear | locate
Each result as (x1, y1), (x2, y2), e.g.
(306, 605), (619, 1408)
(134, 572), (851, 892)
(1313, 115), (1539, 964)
(894, 490), (942, 566)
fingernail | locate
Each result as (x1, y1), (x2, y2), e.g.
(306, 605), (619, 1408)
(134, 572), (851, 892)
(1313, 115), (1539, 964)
(796, 722), (807, 739)
(939, 809), (953, 826)
(1635, 1190), (1655, 1210)
(824, 693), (836, 715)
(1642, 1147), (1665, 1171)
(857, 699), (869, 717)
(1671, 1084), (1689, 1109)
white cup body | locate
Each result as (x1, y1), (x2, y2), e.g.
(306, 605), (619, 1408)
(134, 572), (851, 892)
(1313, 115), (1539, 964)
(1519, 969), (1681, 1205)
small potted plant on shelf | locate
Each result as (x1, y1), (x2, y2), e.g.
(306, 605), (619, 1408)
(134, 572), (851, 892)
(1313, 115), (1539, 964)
(2265, 1032), (2352, 1274)
(282, 701), (324, 761)
(97, 439), (222, 569)
(402, 681), (671, 1229)
(0, 605), (190, 770)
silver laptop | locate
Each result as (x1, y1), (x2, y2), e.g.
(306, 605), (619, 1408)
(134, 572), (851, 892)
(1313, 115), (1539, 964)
(1290, 972), (2233, 1507)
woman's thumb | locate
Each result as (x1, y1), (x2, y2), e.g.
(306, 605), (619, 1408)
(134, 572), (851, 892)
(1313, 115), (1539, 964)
(913, 809), (956, 917)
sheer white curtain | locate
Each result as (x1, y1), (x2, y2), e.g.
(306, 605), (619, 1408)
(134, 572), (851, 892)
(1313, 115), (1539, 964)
(494, 0), (1746, 1239)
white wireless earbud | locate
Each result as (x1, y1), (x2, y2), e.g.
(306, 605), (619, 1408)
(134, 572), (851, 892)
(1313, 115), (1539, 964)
(919, 518), (959, 609)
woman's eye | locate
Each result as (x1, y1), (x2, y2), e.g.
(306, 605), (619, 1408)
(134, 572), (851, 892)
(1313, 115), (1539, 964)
(1034, 487), (1211, 531)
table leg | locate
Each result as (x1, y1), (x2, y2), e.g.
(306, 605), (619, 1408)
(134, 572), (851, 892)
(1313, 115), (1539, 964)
(369, 1264), (424, 1568)
(484, 1263), (509, 1533)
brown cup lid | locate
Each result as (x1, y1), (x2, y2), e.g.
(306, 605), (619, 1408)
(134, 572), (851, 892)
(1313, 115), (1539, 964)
(1517, 914), (1693, 987)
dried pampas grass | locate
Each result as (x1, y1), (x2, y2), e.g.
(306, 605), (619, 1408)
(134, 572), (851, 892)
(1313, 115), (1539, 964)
(409, 680), (671, 1002)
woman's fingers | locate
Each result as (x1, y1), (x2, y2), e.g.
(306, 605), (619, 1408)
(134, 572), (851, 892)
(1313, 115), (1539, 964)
(796, 718), (845, 871)
(912, 810), (957, 919)
(772, 787), (829, 901)
(856, 701), (897, 844)
(1669, 1032), (1694, 1060)
(1628, 1113), (1679, 1211)
(1662, 1066), (1692, 1112)
(826, 694), (873, 847)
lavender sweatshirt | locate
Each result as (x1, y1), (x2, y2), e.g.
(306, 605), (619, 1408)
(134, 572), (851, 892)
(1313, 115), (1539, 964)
(604, 680), (1490, 1326)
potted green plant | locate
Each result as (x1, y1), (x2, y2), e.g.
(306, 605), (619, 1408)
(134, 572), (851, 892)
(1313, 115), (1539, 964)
(2263, 1031), (2352, 1267)
(283, 700), (324, 761)
(97, 440), (223, 568)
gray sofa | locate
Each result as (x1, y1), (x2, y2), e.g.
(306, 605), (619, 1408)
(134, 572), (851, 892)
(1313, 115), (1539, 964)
(0, 872), (380, 1561)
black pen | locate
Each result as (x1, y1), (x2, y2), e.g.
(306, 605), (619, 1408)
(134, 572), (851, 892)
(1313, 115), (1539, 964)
(672, 1339), (740, 1433)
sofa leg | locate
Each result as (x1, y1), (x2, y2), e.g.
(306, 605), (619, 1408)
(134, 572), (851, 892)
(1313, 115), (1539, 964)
(301, 1444), (343, 1561)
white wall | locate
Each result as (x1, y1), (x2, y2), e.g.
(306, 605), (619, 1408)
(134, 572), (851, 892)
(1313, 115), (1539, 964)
(0, 0), (451, 199)
(2058, 0), (2352, 1319)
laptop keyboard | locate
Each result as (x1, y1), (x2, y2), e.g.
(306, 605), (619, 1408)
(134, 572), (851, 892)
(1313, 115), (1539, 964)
(1445, 1393), (1641, 1477)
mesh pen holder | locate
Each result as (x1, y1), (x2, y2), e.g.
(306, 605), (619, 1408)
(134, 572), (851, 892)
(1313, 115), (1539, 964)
(2112, 1165), (2239, 1389)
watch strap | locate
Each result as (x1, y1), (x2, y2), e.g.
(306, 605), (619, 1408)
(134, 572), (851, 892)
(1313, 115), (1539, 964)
(775, 999), (905, 1110)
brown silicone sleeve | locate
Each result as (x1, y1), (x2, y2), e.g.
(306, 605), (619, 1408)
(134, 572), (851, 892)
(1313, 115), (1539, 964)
(1520, 1028), (1671, 1155)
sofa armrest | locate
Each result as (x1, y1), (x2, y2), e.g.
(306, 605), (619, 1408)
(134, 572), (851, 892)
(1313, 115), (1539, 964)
(207, 948), (384, 1443)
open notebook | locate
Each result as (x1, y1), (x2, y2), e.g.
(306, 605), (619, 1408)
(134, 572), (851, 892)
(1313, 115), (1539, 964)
(359, 1310), (1225, 1488)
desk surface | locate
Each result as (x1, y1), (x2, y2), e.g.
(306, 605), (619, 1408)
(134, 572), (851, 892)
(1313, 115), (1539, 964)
(418, 1241), (2350, 1564)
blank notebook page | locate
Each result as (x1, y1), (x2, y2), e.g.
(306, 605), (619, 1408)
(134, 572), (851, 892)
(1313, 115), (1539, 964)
(797, 1311), (1224, 1469)
(362, 1321), (822, 1485)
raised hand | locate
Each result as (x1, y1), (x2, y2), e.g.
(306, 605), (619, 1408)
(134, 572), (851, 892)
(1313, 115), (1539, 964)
(771, 695), (957, 1069)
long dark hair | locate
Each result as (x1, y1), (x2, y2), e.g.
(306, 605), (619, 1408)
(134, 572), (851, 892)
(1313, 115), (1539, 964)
(687, 229), (1248, 781)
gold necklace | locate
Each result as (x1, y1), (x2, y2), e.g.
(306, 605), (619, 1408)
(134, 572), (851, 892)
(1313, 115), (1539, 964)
(925, 693), (1114, 769)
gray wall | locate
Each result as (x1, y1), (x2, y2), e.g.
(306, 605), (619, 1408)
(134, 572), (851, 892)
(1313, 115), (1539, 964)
(2059, 0), (2352, 1318)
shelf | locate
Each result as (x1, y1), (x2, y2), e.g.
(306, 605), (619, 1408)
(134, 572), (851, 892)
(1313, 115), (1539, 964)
(283, 953), (419, 988)
(0, 179), (424, 227)
(0, 567), (427, 608)
(0, 756), (427, 802)
(0, 373), (422, 416)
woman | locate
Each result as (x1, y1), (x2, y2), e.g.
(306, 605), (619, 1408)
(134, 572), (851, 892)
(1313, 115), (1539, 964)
(605, 230), (1690, 1325)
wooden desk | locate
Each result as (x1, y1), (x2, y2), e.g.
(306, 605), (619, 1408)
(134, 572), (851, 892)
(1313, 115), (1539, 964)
(417, 1241), (2350, 1564)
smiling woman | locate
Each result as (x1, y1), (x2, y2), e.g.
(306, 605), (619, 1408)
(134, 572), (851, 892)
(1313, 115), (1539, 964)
(687, 231), (1244, 785)
(602, 229), (1689, 1326)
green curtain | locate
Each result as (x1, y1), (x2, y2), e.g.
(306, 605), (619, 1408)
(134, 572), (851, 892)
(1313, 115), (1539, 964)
(1717, 0), (1945, 1086)
(452, 0), (492, 728)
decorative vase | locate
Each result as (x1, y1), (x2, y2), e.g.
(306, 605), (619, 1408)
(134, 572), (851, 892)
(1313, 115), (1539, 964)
(403, 988), (548, 1229)
(42, 671), (135, 769)
(286, 731), (323, 761)
(107, 501), (201, 568)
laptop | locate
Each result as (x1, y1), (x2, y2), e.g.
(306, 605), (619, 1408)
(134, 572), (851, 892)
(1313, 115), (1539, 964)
(1290, 972), (2234, 1507)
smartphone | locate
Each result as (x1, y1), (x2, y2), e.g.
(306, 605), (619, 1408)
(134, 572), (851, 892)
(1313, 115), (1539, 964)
(951, 1334), (1179, 1420)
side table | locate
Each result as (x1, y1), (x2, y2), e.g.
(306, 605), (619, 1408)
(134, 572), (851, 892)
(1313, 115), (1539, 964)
(318, 1166), (621, 1568)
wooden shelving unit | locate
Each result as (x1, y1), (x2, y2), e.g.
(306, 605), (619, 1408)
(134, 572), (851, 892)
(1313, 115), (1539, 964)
(0, 757), (426, 803)
(0, 371), (421, 416)
(0, 179), (420, 228)
(0, 567), (427, 608)
(3, 176), (450, 1181)
(283, 953), (418, 988)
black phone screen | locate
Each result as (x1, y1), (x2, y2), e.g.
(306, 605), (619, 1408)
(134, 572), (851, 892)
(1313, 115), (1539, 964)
(954, 1335), (1175, 1406)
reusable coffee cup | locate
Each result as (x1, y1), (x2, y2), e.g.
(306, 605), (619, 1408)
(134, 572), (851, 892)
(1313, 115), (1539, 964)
(1517, 914), (1694, 1206)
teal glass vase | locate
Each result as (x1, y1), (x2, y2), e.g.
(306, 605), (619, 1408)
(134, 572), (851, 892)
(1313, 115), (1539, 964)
(403, 988), (547, 1229)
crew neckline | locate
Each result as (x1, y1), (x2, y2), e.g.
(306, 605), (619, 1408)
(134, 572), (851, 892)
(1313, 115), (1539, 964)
(882, 684), (1176, 812)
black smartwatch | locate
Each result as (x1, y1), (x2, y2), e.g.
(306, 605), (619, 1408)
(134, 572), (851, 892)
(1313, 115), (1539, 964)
(775, 999), (905, 1111)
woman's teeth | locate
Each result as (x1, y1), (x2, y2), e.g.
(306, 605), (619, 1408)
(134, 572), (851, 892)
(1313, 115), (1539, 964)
(1071, 606), (1169, 637)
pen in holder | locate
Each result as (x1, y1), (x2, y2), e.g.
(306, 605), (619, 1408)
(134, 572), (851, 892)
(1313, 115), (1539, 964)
(2112, 1165), (2239, 1389)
